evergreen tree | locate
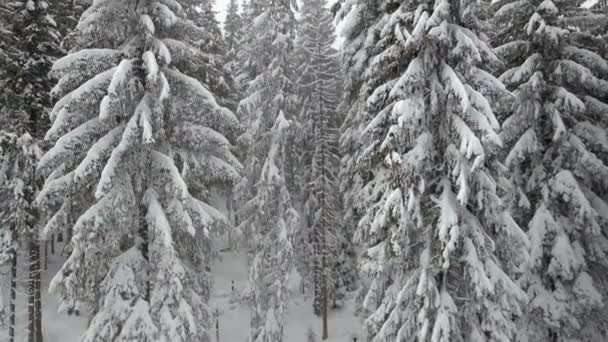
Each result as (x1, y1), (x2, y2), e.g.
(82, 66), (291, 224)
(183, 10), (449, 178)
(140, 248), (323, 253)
(333, 1), (386, 300)
(235, 0), (299, 340)
(241, 114), (298, 342)
(235, 0), (297, 246)
(295, 0), (355, 337)
(0, 1), (62, 341)
(235, 0), (267, 90)
(0, 133), (39, 342)
(224, 0), (243, 90)
(38, 1), (239, 340)
(54, 0), (88, 42)
(179, 0), (239, 111)
(224, 0), (242, 62)
(494, 1), (608, 340)
(338, 1), (528, 341)
(0, 0), (60, 138)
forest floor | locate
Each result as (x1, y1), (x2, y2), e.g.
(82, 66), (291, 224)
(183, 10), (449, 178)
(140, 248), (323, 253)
(0, 242), (361, 342)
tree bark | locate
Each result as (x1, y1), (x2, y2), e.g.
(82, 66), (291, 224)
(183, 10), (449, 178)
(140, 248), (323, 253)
(321, 277), (328, 340)
(44, 240), (48, 270)
(35, 240), (43, 342)
(28, 236), (35, 342)
(139, 200), (149, 301)
(28, 233), (43, 342)
(9, 240), (17, 342)
(65, 200), (72, 258)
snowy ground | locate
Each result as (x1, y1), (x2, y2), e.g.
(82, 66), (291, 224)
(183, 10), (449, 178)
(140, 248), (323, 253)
(209, 248), (361, 342)
(0, 244), (361, 342)
(0, 253), (88, 342)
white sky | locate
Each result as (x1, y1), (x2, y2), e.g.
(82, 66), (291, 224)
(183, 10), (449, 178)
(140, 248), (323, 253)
(214, 0), (238, 25)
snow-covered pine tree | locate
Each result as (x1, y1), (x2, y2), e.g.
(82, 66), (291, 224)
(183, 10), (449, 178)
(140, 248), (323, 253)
(338, 1), (529, 341)
(181, 0), (222, 52)
(241, 114), (298, 342)
(37, 1), (239, 340)
(174, 0), (240, 265)
(234, 0), (268, 91)
(333, 2), (389, 305)
(0, 134), (42, 342)
(0, 1), (62, 341)
(494, 1), (608, 340)
(334, 0), (416, 319)
(53, 0), (88, 41)
(179, 0), (239, 111)
(235, 0), (299, 340)
(235, 0), (297, 245)
(294, 0), (355, 337)
(0, 0), (61, 138)
(0, 133), (17, 342)
(307, 74), (340, 339)
(224, 0), (242, 80)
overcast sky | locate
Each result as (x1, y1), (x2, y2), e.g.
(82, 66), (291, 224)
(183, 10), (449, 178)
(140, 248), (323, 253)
(214, 0), (238, 25)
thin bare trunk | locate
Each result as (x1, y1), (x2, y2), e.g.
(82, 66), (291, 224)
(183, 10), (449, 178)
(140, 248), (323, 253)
(35, 240), (43, 342)
(9, 241), (16, 342)
(139, 200), (149, 301)
(28, 236), (35, 342)
(322, 287), (328, 340)
(28, 233), (43, 342)
(44, 240), (47, 270)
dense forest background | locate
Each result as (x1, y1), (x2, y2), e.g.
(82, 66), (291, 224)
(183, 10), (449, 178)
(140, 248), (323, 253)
(1, 0), (608, 341)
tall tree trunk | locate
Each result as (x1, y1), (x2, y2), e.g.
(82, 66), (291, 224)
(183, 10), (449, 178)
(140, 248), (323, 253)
(321, 226), (328, 340)
(24, 156), (43, 342)
(227, 188), (233, 249)
(44, 240), (48, 270)
(139, 200), (149, 301)
(322, 283), (328, 340)
(9, 239), (17, 342)
(50, 234), (54, 254)
(35, 239), (43, 342)
(28, 233), (43, 342)
(28, 235), (35, 342)
(65, 198), (72, 257)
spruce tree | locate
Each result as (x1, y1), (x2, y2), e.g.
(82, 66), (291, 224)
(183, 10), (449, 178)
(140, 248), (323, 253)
(235, 0), (266, 90)
(334, 1), (387, 297)
(338, 1), (529, 341)
(235, 0), (299, 340)
(241, 114), (298, 342)
(0, 1), (62, 341)
(0, 133), (41, 342)
(224, 0), (242, 66)
(494, 1), (608, 340)
(38, 1), (239, 340)
(179, 0), (239, 111)
(295, 0), (355, 337)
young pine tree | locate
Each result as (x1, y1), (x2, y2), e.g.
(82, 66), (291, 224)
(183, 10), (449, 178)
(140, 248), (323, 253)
(494, 1), (608, 340)
(338, 1), (529, 341)
(38, 1), (239, 340)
